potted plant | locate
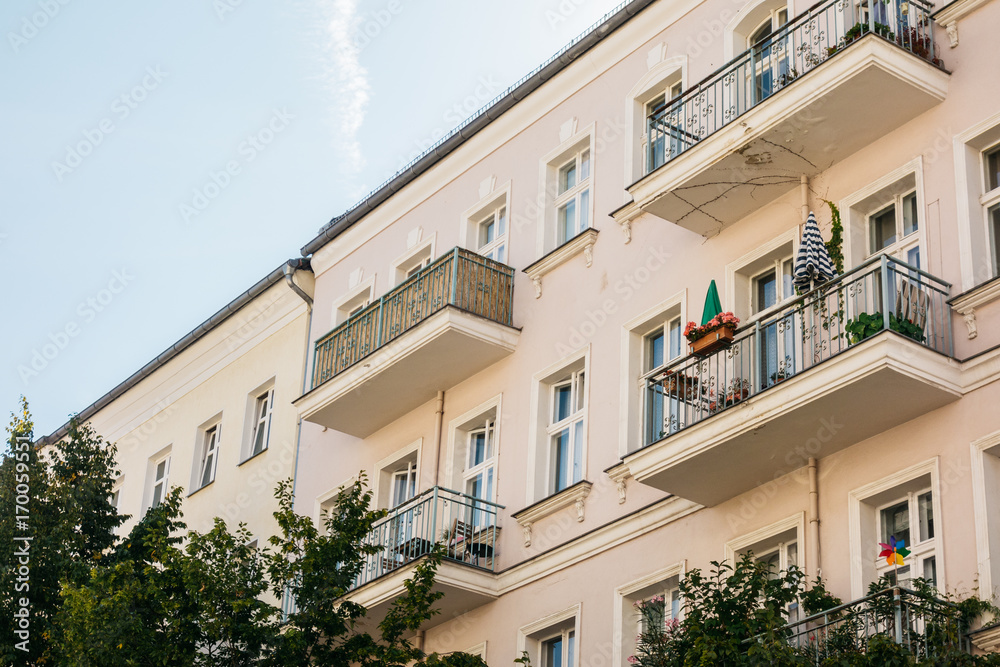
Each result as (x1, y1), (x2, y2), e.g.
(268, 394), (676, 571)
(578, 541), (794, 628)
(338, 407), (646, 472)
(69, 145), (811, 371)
(844, 311), (926, 344)
(708, 379), (752, 412)
(658, 370), (700, 397)
(684, 312), (740, 357)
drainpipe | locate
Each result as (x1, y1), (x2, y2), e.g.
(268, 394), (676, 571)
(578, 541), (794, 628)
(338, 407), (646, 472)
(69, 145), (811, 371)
(416, 629), (426, 652)
(801, 174), (810, 224)
(808, 457), (821, 580)
(284, 262), (314, 502)
(432, 391), (445, 488)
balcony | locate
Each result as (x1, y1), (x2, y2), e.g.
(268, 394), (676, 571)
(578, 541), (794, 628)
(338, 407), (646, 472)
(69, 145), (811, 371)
(625, 0), (948, 235)
(625, 255), (960, 506)
(296, 248), (519, 437)
(286, 487), (502, 629)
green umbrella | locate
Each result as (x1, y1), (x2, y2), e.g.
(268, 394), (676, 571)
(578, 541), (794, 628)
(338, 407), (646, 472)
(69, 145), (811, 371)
(701, 279), (723, 326)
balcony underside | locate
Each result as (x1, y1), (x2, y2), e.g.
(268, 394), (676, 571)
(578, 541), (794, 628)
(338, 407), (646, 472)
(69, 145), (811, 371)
(296, 306), (519, 437)
(625, 333), (961, 506)
(346, 559), (498, 632)
(627, 36), (949, 236)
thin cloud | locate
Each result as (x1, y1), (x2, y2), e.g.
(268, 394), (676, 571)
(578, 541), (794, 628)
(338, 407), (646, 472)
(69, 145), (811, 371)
(321, 0), (370, 174)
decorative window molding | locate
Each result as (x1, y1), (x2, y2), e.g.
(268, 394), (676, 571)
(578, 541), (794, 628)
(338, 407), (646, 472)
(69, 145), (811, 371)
(724, 0), (794, 60)
(513, 480), (593, 548)
(241, 380), (275, 463)
(933, 0), (991, 47)
(390, 234), (436, 286)
(724, 228), (798, 323)
(523, 229), (599, 298)
(839, 158), (925, 272)
(444, 394), (502, 501)
(619, 291), (687, 455)
(461, 181), (512, 264)
(613, 562), (686, 667)
(536, 124), (596, 258)
(848, 458), (944, 598)
(605, 462), (631, 504)
(526, 346), (590, 503)
(374, 440), (422, 510)
(314, 475), (357, 529)
(191, 413), (223, 493)
(948, 276), (1000, 339)
(332, 275), (376, 327)
(516, 603), (581, 667)
(624, 56), (687, 186)
(954, 111), (1000, 291)
(464, 642), (488, 661)
(971, 430), (1000, 603)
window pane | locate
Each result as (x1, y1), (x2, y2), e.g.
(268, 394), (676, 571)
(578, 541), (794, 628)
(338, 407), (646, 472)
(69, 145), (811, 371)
(579, 189), (590, 231)
(469, 431), (487, 467)
(990, 204), (1000, 276)
(152, 483), (163, 507)
(870, 205), (897, 252)
(902, 193), (918, 236)
(787, 542), (798, 568)
(572, 420), (584, 485)
(755, 270), (777, 312)
(907, 246), (921, 269)
(918, 491), (934, 541)
(648, 331), (665, 371)
(923, 556), (937, 585)
(668, 319), (682, 360)
(156, 461), (165, 479)
(480, 218), (495, 247)
(544, 637), (563, 667)
(575, 372), (585, 412)
(553, 429), (570, 492)
(670, 588), (681, 619)
(567, 631), (575, 667)
(466, 473), (483, 499)
(559, 161), (577, 194)
(880, 500), (911, 547)
(987, 147), (1000, 191)
(558, 200), (576, 244)
(554, 384), (572, 422)
(782, 259), (794, 299)
(646, 93), (666, 116)
(580, 151), (590, 181)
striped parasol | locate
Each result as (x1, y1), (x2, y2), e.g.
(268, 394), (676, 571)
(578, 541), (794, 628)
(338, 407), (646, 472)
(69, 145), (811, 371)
(793, 211), (837, 292)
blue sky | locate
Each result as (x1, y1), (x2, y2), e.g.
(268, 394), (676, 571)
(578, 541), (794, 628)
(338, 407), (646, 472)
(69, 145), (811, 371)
(0, 0), (625, 438)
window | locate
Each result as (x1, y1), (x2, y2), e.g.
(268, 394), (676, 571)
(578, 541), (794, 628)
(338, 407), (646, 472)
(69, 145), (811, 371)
(728, 516), (804, 623)
(867, 191), (920, 266)
(249, 389), (273, 458)
(476, 205), (508, 263)
(954, 116), (1000, 287)
(877, 489), (937, 586)
(615, 566), (684, 667)
(542, 629), (575, 667)
(555, 149), (591, 245)
(151, 455), (170, 508)
(391, 461), (417, 508)
(549, 370), (586, 494)
(985, 145), (1000, 276)
(376, 442), (421, 510)
(645, 316), (683, 372)
(197, 423), (221, 489)
(333, 278), (375, 325)
(644, 80), (683, 173)
(391, 236), (436, 286)
(110, 477), (123, 511)
(464, 418), (496, 502)
(751, 257), (794, 315)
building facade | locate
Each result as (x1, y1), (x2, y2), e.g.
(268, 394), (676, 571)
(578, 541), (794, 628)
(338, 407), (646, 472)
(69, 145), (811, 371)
(40, 260), (314, 551)
(290, 0), (1000, 662)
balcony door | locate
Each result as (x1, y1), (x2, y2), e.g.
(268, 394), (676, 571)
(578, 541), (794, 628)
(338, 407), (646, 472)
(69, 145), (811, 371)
(748, 9), (789, 105)
(752, 258), (796, 388)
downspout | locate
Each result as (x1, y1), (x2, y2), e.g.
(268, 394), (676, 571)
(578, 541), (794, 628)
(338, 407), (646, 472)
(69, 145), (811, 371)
(432, 391), (445, 488)
(284, 262), (314, 502)
(416, 630), (426, 652)
(808, 457), (821, 580)
(801, 174), (810, 224)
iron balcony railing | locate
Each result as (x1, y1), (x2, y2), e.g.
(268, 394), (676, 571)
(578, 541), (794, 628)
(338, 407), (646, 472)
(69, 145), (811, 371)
(311, 248), (515, 389)
(749, 586), (972, 661)
(352, 486), (503, 591)
(645, 0), (938, 173)
(644, 254), (952, 446)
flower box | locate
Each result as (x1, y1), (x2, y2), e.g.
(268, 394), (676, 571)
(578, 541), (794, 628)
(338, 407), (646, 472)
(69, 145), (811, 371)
(689, 324), (736, 356)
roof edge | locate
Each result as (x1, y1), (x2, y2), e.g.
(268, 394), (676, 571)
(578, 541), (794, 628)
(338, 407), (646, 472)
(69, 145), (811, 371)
(299, 0), (658, 258)
(36, 258), (312, 447)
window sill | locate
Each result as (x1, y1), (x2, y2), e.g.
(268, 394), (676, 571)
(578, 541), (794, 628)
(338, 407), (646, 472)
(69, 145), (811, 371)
(238, 447), (269, 467)
(948, 275), (1000, 339)
(187, 480), (215, 498)
(523, 228), (599, 298)
(511, 480), (593, 547)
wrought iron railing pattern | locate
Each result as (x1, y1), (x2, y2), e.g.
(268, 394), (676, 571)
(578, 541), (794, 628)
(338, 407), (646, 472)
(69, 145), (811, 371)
(758, 587), (972, 661)
(353, 486), (503, 591)
(311, 248), (515, 389)
(645, 0), (938, 172)
(644, 254), (952, 446)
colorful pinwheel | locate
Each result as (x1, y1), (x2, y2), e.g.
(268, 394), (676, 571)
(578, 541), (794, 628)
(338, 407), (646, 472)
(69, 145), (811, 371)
(878, 535), (910, 567)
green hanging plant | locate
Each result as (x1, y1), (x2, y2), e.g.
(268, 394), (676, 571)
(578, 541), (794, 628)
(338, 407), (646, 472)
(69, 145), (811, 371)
(823, 199), (844, 274)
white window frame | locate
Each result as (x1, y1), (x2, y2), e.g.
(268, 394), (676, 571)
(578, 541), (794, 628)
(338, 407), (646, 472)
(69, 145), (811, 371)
(954, 111), (1000, 289)
(875, 488), (938, 587)
(463, 418), (497, 502)
(547, 369), (587, 495)
(517, 604), (581, 667)
(461, 182), (511, 264)
(971, 430), (1000, 602)
(540, 627), (576, 667)
(110, 476), (123, 512)
(726, 514), (805, 621)
(554, 149), (592, 247)
(374, 440), (422, 510)
(725, 229), (798, 323)
(865, 189), (921, 267)
(724, 0), (795, 60)
(613, 562), (687, 667)
(149, 451), (171, 511)
(390, 461), (418, 508)
(332, 276), (376, 327)
(848, 458), (945, 598)
(621, 294), (687, 456)
(528, 348), (590, 503)
(249, 388), (274, 459)
(445, 395), (503, 493)
(390, 235), (436, 286)
(537, 126), (596, 257)
(196, 422), (222, 490)
(981, 143), (1000, 277)
(749, 255), (795, 317)
(624, 55), (687, 186)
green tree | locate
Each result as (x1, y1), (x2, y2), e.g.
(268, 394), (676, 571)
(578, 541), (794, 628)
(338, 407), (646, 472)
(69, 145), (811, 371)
(0, 399), (123, 664)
